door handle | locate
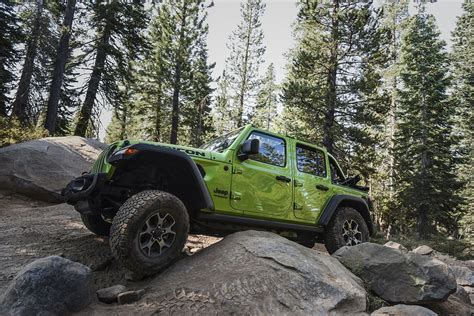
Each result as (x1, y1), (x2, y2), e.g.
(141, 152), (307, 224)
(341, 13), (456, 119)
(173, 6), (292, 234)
(276, 175), (291, 183)
(316, 184), (329, 191)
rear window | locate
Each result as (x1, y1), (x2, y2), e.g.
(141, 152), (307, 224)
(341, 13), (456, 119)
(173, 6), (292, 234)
(296, 144), (326, 178)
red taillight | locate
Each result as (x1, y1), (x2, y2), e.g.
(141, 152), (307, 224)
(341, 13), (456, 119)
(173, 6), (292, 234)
(124, 148), (138, 155)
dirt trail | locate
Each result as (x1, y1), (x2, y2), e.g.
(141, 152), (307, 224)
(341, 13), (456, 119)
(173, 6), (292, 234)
(0, 192), (221, 295)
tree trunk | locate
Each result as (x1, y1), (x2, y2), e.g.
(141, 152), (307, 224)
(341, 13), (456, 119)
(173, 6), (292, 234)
(74, 27), (111, 137)
(417, 77), (430, 239)
(237, 6), (254, 128)
(44, 0), (76, 135)
(169, 2), (187, 145)
(119, 103), (127, 140)
(170, 68), (181, 144)
(153, 81), (162, 142)
(193, 96), (205, 147)
(153, 103), (161, 142)
(322, 0), (339, 154)
(416, 205), (429, 239)
(11, 0), (43, 124)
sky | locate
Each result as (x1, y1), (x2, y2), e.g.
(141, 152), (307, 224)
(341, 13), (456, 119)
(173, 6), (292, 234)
(99, 0), (465, 140)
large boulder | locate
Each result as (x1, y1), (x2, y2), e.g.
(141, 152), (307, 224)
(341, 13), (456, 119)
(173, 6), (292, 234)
(104, 231), (367, 314)
(0, 137), (106, 202)
(384, 241), (408, 252)
(412, 245), (434, 256)
(333, 243), (457, 304)
(450, 265), (474, 287)
(425, 285), (473, 316)
(0, 256), (93, 315)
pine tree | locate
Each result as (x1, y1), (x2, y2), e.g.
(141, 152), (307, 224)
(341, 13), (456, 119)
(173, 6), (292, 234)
(11, 0), (44, 124)
(393, 11), (461, 238)
(44, 0), (76, 135)
(0, 0), (23, 116)
(451, 1), (473, 239)
(127, 7), (172, 142)
(131, 0), (213, 145)
(225, 0), (266, 127)
(371, 0), (410, 235)
(281, 0), (389, 165)
(212, 70), (234, 135)
(10, 1), (63, 127)
(74, 1), (148, 137)
(183, 34), (214, 147)
(254, 63), (278, 130)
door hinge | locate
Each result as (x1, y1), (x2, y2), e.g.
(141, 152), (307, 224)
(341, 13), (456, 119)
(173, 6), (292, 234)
(232, 166), (243, 174)
(294, 202), (303, 210)
(294, 179), (303, 187)
(231, 192), (241, 200)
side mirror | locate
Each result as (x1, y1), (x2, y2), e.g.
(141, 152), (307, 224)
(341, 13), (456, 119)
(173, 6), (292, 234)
(238, 139), (260, 160)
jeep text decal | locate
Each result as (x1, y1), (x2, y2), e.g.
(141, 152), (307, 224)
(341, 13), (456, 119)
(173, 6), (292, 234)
(213, 188), (229, 198)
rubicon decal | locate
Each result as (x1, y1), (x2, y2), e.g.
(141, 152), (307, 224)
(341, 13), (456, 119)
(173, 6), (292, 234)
(158, 145), (206, 157)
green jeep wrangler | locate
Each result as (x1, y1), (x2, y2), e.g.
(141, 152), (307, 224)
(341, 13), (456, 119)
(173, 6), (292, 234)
(63, 125), (374, 274)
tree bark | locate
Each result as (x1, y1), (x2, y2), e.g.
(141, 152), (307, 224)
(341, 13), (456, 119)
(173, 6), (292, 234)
(11, 0), (43, 124)
(417, 76), (429, 239)
(237, 5), (254, 128)
(44, 0), (76, 135)
(74, 26), (111, 137)
(169, 2), (187, 144)
(322, 0), (339, 154)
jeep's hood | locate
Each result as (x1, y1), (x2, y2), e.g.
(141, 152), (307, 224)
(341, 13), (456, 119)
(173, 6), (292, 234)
(112, 140), (226, 162)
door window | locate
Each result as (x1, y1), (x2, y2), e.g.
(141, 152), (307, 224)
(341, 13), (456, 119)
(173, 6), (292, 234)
(296, 145), (327, 177)
(247, 132), (286, 167)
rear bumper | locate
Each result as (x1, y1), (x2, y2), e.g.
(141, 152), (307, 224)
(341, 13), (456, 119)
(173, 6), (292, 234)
(62, 173), (106, 205)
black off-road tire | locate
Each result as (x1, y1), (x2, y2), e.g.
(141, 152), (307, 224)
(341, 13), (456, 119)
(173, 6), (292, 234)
(109, 190), (189, 275)
(80, 213), (111, 236)
(324, 207), (369, 254)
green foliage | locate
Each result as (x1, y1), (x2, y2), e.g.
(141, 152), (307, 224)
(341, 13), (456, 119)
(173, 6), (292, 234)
(451, 1), (473, 240)
(281, 0), (390, 173)
(370, 0), (410, 235)
(371, 233), (473, 261)
(212, 71), (234, 136)
(393, 11), (462, 238)
(0, 117), (47, 148)
(221, 0), (266, 127)
(254, 63), (278, 130)
(75, 1), (149, 137)
(0, 0), (23, 116)
(122, 0), (214, 145)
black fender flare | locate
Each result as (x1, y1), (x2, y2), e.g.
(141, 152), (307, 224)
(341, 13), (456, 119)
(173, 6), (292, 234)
(319, 194), (374, 235)
(108, 143), (214, 211)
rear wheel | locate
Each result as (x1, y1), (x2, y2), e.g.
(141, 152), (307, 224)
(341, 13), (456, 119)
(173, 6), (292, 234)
(109, 190), (189, 275)
(324, 207), (369, 254)
(80, 213), (111, 236)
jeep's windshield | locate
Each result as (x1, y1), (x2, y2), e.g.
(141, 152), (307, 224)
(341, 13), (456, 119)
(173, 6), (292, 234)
(200, 127), (244, 153)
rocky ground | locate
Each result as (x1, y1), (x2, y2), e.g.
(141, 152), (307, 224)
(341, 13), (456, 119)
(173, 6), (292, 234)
(0, 192), (223, 295)
(0, 136), (472, 315)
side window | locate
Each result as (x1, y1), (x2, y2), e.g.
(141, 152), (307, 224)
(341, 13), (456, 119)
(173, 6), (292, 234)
(296, 145), (327, 178)
(247, 132), (286, 167)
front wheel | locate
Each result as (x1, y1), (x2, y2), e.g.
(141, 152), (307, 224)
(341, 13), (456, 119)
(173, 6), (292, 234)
(109, 190), (189, 275)
(324, 207), (369, 254)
